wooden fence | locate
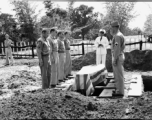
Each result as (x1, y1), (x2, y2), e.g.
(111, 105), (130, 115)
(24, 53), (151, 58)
(0, 39), (152, 59)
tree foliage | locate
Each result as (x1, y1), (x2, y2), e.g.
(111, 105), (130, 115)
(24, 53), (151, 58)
(43, 1), (69, 30)
(39, 16), (55, 28)
(0, 13), (19, 42)
(144, 14), (152, 35)
(103, 2), (136, 34)
(70, 5), (98, 40)
(11, 0), (39, 41)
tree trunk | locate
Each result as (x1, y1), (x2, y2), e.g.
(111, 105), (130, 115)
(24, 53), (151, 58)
(82, 33), (85, 40)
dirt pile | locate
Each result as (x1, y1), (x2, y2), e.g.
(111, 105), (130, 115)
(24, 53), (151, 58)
(0, 90), (99, 119)
(0, 62), (152, 119)
(0, 69), (41, 98)
(124, 50), (152, 71)
(72, 49), (152, 72)
(1, 89), (152, 119)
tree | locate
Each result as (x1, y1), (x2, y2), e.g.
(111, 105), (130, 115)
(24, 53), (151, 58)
(0, 14), (16, 34)
(103, 2), (136, 34)
(39, 15), (55, 28)
(11, 0), (39, 41)
(70, 5), (98, 40)
(144, 14), (152, 35)
(66, 1), (75, 21)
(44, 1), (69, 30)
(0, 13), (20, 42)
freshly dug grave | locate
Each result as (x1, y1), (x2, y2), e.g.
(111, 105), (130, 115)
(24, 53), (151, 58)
(72, 49), (152, 72)
(0, 62), (152, 119)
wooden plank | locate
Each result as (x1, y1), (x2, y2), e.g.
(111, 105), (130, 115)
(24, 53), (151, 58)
(98, 81), (115, 98)
(128, 74), (143, 97)
(95, 85), (116, 89)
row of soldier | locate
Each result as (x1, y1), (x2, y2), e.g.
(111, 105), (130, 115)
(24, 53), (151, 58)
(36, 28), (72, 89)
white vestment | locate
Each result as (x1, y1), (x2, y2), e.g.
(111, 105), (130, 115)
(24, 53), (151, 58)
(94, 36), (109, 66)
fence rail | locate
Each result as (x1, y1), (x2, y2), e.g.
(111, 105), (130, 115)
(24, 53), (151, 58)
(0, 39), (152, 59)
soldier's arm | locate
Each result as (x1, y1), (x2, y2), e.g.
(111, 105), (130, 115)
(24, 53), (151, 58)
(121, 36), (125, 53)
(68, 40), (71, 50)
(111, 37), (115, 54)
(58, 40), (61, 52)
(47, 38), (52, 54)
(113, 36), (121, 60)
(36, 40), (43, 62)
(49, 40), (54, 62)
(10, 39), (14, 46)
(4, 40), (7, 47)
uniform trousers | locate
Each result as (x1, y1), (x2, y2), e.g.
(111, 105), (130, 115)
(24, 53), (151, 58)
(58, 52), (66, 80)
(51, 51), (59, 85)
(39, 55), (51, 89)
(64, 50), (72, 76)
(5, 47), (14, 65)
(112, 54), (125, 95)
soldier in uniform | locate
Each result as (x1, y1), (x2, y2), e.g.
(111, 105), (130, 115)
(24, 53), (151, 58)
(110, 21), (125, 97)
(94, 29), (109, 66)
(47, 28), (59, 88)
(64, 31), (72, 78)
(57, 31), (66, 82)
(36, 29), (51, 89)
(4, 34), (14, 66)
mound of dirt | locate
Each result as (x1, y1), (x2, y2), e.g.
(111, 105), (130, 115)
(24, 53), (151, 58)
(1, 61), (152, 119)
(1, 89), (152, 119)
(0, 90), (99, 119)
(72, 49), (113, 72)
(124, 50), (152, 71)
(72, 50), (96, 71)
(72, 49), (152, 72)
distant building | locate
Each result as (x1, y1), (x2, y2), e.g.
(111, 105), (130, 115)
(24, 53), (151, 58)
(148, 34), (152, 42)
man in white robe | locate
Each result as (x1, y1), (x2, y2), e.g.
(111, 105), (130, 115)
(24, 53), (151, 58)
(94, 29), (109, 67)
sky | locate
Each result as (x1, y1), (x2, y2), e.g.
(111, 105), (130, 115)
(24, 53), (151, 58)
(0, 0), (152, 31)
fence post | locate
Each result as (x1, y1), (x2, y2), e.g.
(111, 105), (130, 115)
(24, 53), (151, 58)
(31, 41), (35, 58)
(1, 42), (4, 55)
(139, 40), (143, 50)
(82, 42), (85, 55)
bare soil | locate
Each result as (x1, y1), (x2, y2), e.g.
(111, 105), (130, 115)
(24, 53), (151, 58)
(0, 59), (152, 119)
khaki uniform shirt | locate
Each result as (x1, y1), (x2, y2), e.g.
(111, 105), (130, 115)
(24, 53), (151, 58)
(58, 39), (65, 53)
(4, 39), (13, 48)
(111, 31), (125, 60)
(64, 39), (71, 50)
(36, 37), (51, 62)
(48, 36), (58, 52)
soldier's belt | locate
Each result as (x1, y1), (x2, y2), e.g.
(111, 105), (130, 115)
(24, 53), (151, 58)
(52, 50), (58, 52)
(42, 53), (49, 56)
(58, 51), (65, 53)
